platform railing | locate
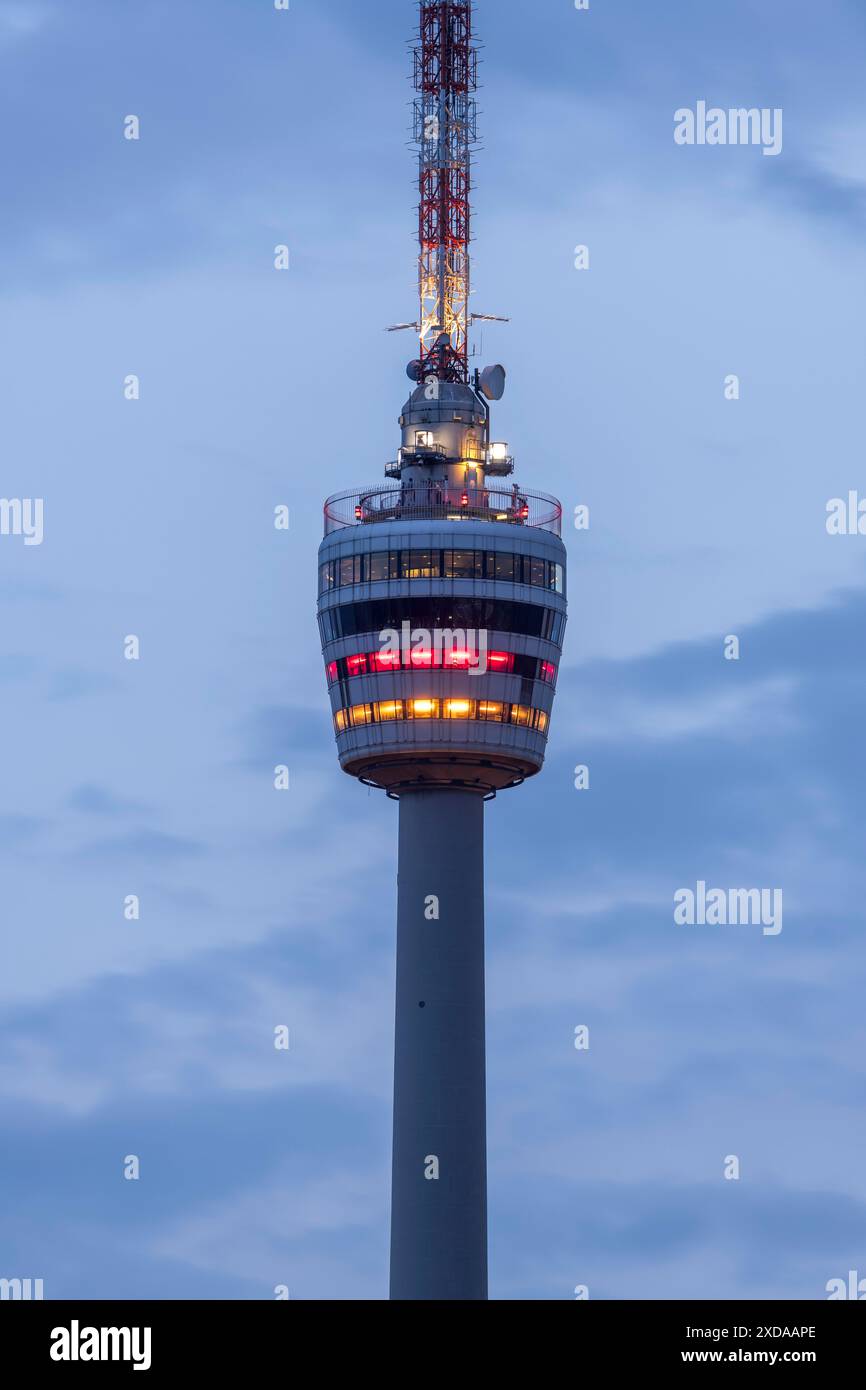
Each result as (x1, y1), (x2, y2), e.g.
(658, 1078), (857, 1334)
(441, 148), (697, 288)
(324, 484), (562, 537)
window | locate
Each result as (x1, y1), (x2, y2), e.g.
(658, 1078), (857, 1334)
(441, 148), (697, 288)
(494, 553), (515, 582)
(444, 550), (481, 579)
(444, 699), (473, 719)
(540, 660), (556, 685)
(319, 597), (562, 645)
(478, 701), (504, 721)
(402, 550), (439, 580)
(368, 552), (390, 583)
(409, 698), (440, 719)
(377, 700), (404, 722)
(326, 660), (338, 685)
(332, 700), (552, 735)
(486, 651), (514, 673)
(370, 650), (401, 673)
(339, 556), (355, 588)
(550, 563), (564, 594)
(530, 558), (546, 589)
(319, 562), (335, 594)
(346, 654), (368, 678)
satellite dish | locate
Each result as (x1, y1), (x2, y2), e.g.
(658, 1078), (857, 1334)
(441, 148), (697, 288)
(478, 364), (506, 402)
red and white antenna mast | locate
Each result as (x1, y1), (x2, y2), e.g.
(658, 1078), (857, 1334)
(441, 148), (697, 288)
(412, 1), (478, 384)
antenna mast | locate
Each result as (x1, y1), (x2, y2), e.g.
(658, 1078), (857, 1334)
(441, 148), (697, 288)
(413, 1), (478, 384)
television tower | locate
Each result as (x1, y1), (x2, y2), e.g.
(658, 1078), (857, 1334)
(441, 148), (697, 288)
(317, 0), (567, 1300)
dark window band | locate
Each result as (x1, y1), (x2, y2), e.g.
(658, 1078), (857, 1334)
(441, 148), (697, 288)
(318, 596), (566, 646)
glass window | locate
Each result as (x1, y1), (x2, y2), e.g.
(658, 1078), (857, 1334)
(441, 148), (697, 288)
(368, 552), (389, 583)
(403, 550), (438, 580)
(349, 703), (373, 728)
(511, 704), (531, 727)
(334, 710), (348, 733)
(409, 698), (439, 719)
(339, 556), (354, 588)
(539, 660), (556, 685)
(551, 563), (564, 594)
(377, 700), (403, 722)
(326, 660), (338, 685)
(494, 553), (515, 582)
(530, 558), (546, 588)
(445, 550), (480, 579)
(444, 699), (474, 719)
(346, 654), (368, 678)
(478, 701), (504, 722)
(536, 711), (549, 734)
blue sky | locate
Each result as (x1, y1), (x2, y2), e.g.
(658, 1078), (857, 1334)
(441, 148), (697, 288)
(1, 0), (865, 1299)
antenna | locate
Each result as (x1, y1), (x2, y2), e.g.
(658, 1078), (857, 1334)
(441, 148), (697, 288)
(413, 1), (478, 384)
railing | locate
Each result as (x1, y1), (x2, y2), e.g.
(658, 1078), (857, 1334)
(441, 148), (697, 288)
(324, 484), (562, 537)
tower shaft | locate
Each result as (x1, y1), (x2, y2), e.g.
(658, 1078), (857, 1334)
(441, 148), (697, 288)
(414, 0), (477, 384)
(390, 788), (488, 1299)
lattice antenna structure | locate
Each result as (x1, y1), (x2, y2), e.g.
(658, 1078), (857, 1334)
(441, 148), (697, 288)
(412, 1), (478, 384)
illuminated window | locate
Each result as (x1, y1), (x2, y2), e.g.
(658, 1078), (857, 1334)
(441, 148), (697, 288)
(443, 648), (474, 669)
(332, 701), (551, 735)
(550, 563), (564, 594)
(494, 553), (515, 581)
(402, 550), (439, 580)
(530, 558), (546, 589)
(478, 702), (504, 722)
(368, 552), (390, 583)
(444, 699), (473, 719)
(377, 701), (403, 722)
(346, 654), (368, 678)
(408, 647), (435, 668)
(339, 556), (355, 588)
(326, 660), (338, 685)
(486, 651), (514, 673)
(410, 699), (439, 718)
(540, 660), (556, 684)
(370, 649), (400, 672)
